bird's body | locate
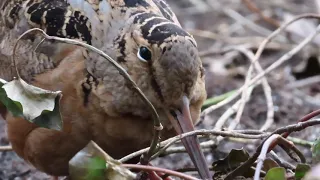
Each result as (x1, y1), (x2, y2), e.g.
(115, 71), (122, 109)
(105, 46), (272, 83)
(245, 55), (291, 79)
(0, 0), (209, 178)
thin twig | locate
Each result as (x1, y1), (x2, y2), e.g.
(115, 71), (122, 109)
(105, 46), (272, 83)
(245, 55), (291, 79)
(187, 0), (209, 12)
(207, 0), (281, 39)
(14, 28), (163, 164)
(203, 45), (274, 132)
(0, 145), (12, 151)
(241, 0), (280, 28)
(287, 136), (313, 148)
(162, 129), (270, 156)
(202, 14), (320, 120)
(225, 118), (320, 179)
(161, 141), (213, 156)
(122, 164), (200, 180)
(254, 135), (305, 180)
(199, 38), (294, 57)
(176, 167), (214, 173)
(33, 38), (46, 52)
(214, 85), (255, 131)
(231, 47), (274, 131)
(254, 134), (279, 180)
(270, 151), (295, 170)
(187, 29), (221, 41)
(277, 143), (305, 163)
(282, 141), (306, 163)
(211, 85), (255, 147)
(228, 60), (254, 130)
(292, 89), (320, 106)
(286, 75), (320, 89)
(211, 84), (255, 147)
(119, 129), (269, 162)
(268, 109), (320, 152)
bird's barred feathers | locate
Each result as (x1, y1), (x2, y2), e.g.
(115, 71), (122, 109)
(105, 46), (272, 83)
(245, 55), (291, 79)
(151, 0), (174, 22)
(81, 73), (99, 106)
(132, 11), (194, 45)
(1, 0), (178, 44)
(1, 0), (93, 44)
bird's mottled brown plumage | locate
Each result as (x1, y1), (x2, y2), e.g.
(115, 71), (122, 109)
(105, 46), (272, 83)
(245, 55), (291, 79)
(0, 0), (208, 178)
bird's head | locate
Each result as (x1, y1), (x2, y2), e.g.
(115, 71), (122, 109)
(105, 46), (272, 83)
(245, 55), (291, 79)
(131, 30), (202, 108)
(109, 12), (206, 109)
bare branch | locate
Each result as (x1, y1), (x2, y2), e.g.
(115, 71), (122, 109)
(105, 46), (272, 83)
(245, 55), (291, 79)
(225, 118), (320, 179)
(254, 134), (279, 180)
(254, 135), (305, 180)
(0, 145), (12, 151)
(122, 164), (200, 180)
(202, 14), (320, 119)
(119, 129), (269, 163)
(231, 47), (274, 131)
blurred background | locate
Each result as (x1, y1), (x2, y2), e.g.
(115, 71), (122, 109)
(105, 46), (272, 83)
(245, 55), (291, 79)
(1, 0), (320, 179)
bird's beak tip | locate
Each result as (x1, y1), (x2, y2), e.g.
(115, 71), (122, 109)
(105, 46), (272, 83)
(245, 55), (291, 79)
(166, 95), (212, 179)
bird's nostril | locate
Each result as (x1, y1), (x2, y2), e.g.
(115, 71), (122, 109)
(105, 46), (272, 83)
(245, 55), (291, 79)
(170, 109), (177, 117)
(169, 110), (177, 118)
(169, 108), (183, 120)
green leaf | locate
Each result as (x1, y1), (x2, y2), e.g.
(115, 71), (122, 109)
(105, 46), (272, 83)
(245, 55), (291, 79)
(212, 148), (256, 178)
(86, 157), (107, 180)
(312, 138), (320, 163)
(264, 167), (286, 180)
(69, 141), (136, 180)
(32, 96), (62, 130)
(0, 79), (23, 117)
(202, 90), (236, 110)
(212, 148), (250, 172)
(295, 163), (311, 180)
(0, 78), (62, 130)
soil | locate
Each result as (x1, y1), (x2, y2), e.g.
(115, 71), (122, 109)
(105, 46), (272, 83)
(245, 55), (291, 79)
(0, 0), (320, 179)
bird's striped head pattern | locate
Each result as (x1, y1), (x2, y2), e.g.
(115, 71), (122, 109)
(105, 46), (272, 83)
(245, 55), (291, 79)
(111, 10), (203, 107)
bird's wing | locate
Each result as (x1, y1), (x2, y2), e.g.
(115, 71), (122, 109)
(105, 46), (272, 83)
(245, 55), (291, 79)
(0, 0), (180, 81)
(0, 0), (93, 81)
(151, 0), (181, 25)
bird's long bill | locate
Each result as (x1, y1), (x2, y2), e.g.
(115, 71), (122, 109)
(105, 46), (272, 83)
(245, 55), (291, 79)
(167, 95), (211, 179)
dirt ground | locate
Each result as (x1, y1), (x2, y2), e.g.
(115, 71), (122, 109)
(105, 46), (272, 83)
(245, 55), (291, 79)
(1, 0), (320, 179)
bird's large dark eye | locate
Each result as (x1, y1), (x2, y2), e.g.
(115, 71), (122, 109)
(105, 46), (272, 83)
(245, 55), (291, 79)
(137, 46), (152, 62)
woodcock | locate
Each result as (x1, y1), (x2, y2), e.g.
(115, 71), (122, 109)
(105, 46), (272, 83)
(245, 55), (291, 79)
(0, 0), (211, 179)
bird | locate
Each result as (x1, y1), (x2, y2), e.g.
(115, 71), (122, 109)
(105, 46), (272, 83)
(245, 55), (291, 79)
(0, 0), (211, 179)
